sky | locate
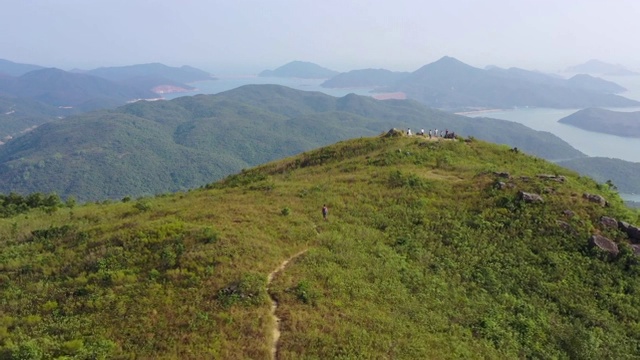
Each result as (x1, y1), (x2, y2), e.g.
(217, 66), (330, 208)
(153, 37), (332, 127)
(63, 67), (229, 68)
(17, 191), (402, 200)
(1, 0), (639, 75)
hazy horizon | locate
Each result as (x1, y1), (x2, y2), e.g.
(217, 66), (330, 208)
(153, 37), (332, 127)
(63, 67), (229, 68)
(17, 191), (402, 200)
(2, 0), (640, 75)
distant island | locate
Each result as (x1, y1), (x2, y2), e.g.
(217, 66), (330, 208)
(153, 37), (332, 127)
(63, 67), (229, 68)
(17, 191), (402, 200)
(558, 108), (640, 137)
(564, 59), (640, 76)
(321, 68), (409, 88)
(259, 60), (339, 79)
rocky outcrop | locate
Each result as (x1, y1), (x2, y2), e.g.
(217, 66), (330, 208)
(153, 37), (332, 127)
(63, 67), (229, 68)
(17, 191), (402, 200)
(385, 128), (404, 137)
(538, 174), (566, 182)
(518, 191), (544, 203)
(583, 193), (607, 207)
(619, 221), (640, 243)
(589, 234), (619, 257)
(631, 244), (640, 257)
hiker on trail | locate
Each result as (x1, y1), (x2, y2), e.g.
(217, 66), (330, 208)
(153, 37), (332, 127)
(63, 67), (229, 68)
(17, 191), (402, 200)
(419, 128), (425, 136)
(407, 128), (412, 136)
(435, 129), (438, 137)
(322, 204), (328, 221)
(445, 129), (448, 137)
(429, 129), (432, 139)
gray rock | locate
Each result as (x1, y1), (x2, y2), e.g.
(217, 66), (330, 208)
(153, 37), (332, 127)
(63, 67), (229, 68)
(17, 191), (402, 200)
(600, 216), (618, 229)
(494, 172), (510, 179)
(617, 220), (640, 243)
(538, 174), (566, 182)
(583, 193), (607, 207)
(589, 234), (619, 257)
(518, 191), (544, 203)
(563, 210), (575, 218)
(619, 220), (630, 233)
(627, 225), (640, 243)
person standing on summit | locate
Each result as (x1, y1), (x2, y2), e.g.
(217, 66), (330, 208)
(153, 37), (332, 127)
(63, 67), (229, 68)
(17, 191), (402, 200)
(322, 204), (328, 221)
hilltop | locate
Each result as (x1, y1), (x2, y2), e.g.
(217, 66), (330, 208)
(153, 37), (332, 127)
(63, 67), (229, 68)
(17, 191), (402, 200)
(1, 134), (639, 358)
(0, 85), (584, 201)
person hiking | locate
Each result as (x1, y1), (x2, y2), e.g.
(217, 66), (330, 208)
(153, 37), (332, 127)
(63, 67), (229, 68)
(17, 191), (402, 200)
(322, 204), (328, 221)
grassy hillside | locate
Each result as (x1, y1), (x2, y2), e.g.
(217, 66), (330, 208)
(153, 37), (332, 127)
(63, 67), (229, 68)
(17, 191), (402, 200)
(0, 85), (585, 201)
(1, 134), (639, 359)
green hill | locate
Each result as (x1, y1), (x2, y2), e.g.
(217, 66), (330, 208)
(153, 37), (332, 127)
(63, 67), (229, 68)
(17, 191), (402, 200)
(0, 96), (73, 140)
(0, 85), (585, 201)
(0, 68), (156, 111)
(0, 134), (639, 359)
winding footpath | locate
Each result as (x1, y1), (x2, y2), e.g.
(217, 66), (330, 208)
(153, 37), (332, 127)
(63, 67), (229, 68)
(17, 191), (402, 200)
(267, 249), (308, 360)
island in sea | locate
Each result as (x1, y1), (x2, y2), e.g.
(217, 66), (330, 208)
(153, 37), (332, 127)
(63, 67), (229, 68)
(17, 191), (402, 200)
(558, 108), (640, 137)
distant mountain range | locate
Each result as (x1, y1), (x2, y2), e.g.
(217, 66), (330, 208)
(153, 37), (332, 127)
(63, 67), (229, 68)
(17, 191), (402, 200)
(0, 58), (44, 76)
(259, 61), (340, 78)
(564, 60), (639, 76)
(0, 59), (216, 130)
(0, 84), (584, 201)
(380, 57), (639, 111)
(558, 108), (640, 137)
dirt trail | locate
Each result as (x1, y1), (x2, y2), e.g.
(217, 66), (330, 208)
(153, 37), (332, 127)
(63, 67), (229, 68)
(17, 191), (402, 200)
(267, 249), (308, 360)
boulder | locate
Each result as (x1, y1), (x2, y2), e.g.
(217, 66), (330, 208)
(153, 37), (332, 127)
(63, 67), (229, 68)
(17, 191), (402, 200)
(493, 172), (510, 179)
(627, 225), (640, 244)
(617, 221), (640, 243)
(563, 210), (575, 218)
(619, 220), (630, 233)
(589, 234), (619, 257)
(600, 216), (618, 229)
(518, 191), (544, 203)
(583, 193), (607, 207)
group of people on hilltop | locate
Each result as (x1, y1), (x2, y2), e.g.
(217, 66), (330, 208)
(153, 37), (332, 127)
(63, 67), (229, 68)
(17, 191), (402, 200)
(406, 128), (452, 139)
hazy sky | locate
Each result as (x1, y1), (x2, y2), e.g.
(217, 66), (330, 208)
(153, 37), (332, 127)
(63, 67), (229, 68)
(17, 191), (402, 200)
(1, 0), (639, 74)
